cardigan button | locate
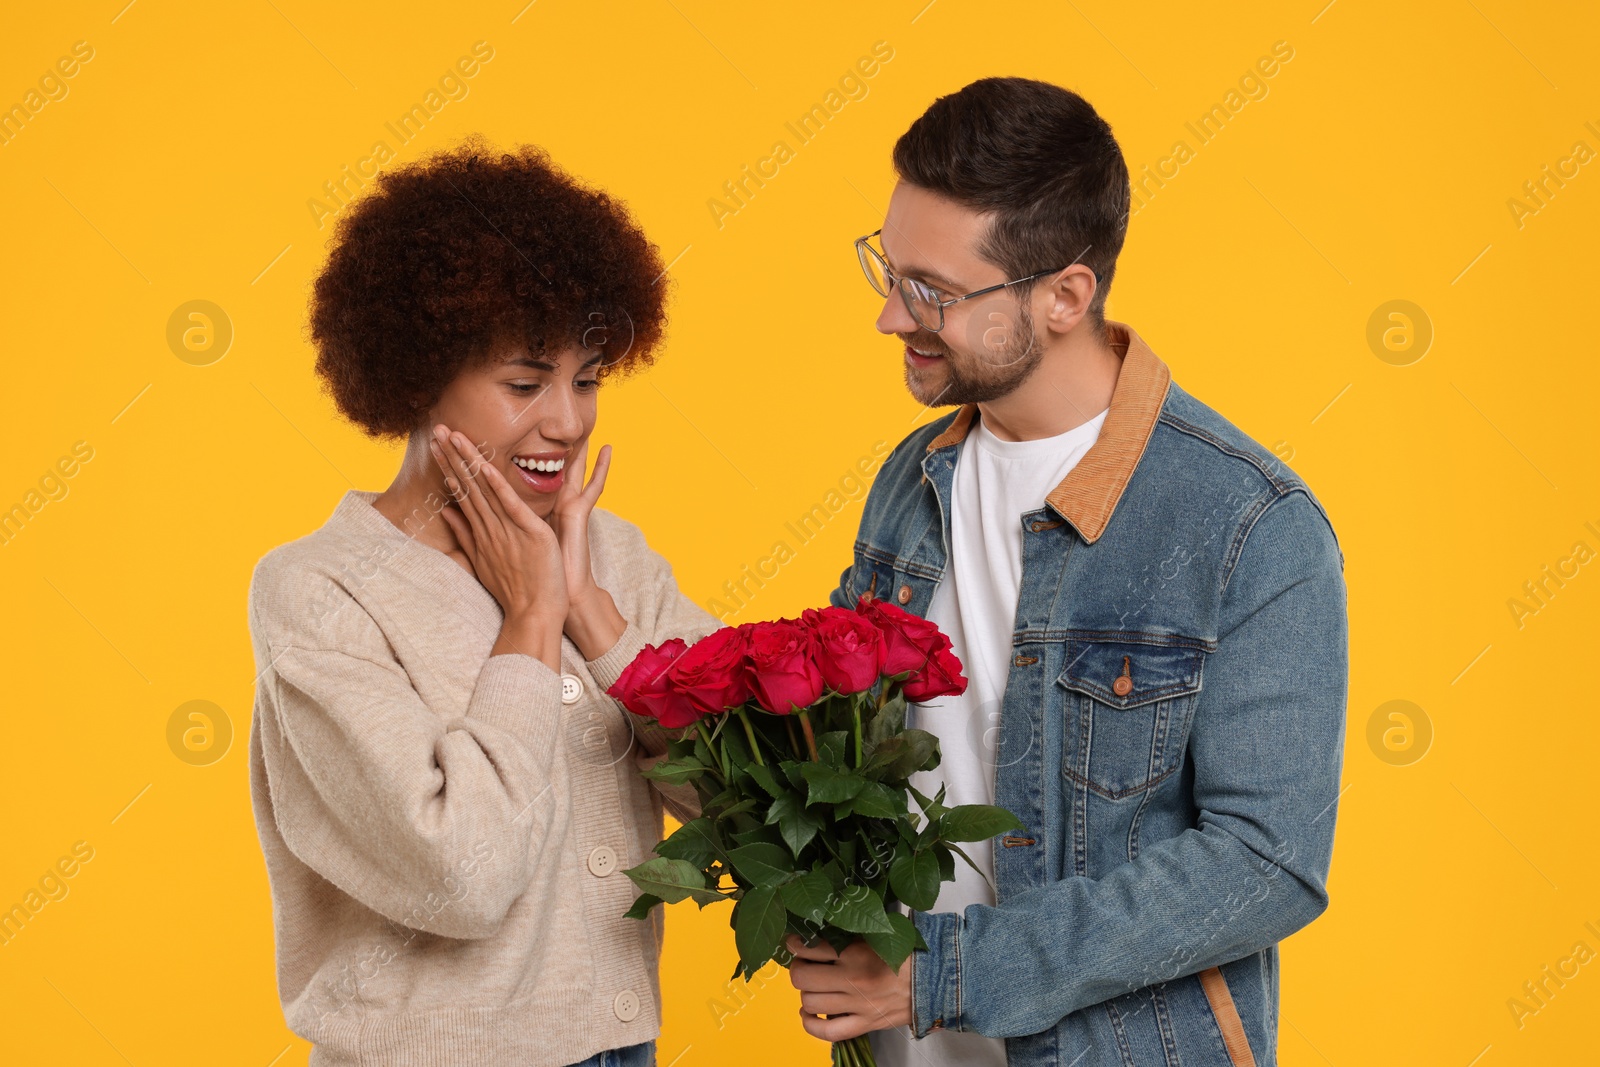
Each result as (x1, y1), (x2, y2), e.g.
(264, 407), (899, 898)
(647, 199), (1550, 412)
(897, 584), (913, 605)
(560, 674), (583, 705)
(614, 989), (640, 1021)
(588, 845), (618, 877)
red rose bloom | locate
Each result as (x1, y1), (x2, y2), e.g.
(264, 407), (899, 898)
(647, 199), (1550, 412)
(667, 625), (753, 715)
(857, 595), (944, 675)
(902, 642), (968, 702)
(802, 606), (885, 695)
(744, 619), (825, 714)
(607, 638), (700, 728)
(856, 594), (968, 702)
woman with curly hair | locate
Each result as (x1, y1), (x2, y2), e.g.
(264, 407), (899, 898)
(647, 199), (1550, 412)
(246, 137), (715, 1067)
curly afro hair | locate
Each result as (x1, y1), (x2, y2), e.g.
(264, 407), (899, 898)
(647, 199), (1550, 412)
(308, 136), (668, 440)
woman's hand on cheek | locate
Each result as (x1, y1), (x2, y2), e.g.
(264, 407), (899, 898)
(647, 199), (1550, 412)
(551, 438), (626, 660)
(429, 425), (568, 668)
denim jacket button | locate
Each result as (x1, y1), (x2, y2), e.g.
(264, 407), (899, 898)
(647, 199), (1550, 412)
(1112, 654), (1134, 696)
(897, 584), (913, 604)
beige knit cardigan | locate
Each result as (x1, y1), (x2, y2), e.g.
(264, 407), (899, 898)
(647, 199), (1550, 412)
(246, 489), (718, 1066)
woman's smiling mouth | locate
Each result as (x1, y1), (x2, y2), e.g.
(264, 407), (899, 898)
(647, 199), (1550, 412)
(511, 452), (567, 492)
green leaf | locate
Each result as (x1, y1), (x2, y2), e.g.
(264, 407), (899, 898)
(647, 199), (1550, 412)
(622, 893), (663, 920)
(726, 842), (795, 887)
(704, 784), (741, 814)
(801, 762), (867, 805)
(656, 817), (723, 868)
(729, 822), (787, 850)
(947, 841), (984, 879)
(765, 791), (824, 856)
(716, 798), (762, 821)
(909, 781), (948, 828)
(935, 844), (955, 882)
(889, 847), (941, 911)
(734, 885), (787, 973)
(722, 726), (753, 771)
(939, 804), (1025, 843)
(778, 868), (833, 924)
(824, 883), (895, 934)
(870, 729), (940, 780)
(819, 858), (847, 892)
(778, 759), (808, 791)
(849, 780), (905, 819)
(744, 760), (786, 800)
(640, 759), (706, 786)
(863, 692), (907, 744)
(817, 729), (850, 767)
(861, 909), (920, 971)
(623, 857), (722, 905)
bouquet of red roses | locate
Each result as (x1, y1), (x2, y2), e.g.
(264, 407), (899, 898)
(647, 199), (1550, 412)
(607, 593), (1023, 1067)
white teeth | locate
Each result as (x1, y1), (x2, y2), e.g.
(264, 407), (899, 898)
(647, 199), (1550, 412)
(513, 456), (565, 473)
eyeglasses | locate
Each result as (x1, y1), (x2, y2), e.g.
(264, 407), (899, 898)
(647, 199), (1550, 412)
(854, 229), (1095, 334)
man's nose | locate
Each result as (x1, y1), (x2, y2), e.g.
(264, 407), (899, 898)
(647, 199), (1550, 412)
(876, 290), (918, 336)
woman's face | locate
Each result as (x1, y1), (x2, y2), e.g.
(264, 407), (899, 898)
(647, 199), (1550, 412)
(427, 341), (602, 519)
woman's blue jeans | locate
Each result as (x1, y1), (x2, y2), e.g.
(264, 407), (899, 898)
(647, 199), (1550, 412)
(563, 1040), (654, 1067)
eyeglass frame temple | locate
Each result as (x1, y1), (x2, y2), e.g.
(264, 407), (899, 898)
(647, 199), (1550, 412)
(854, 229), (1098, 328)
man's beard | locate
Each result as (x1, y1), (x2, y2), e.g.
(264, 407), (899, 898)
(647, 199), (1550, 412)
(901, 300), (1042, 407)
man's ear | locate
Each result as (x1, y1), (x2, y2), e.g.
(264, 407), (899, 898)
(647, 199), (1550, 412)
(1039, 265), (1098, 336)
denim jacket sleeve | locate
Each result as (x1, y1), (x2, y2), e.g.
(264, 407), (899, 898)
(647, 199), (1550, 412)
(906, 488), (1349, 1039)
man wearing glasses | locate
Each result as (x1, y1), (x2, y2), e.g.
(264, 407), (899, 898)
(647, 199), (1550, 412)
(783, 77), (1349, 1067)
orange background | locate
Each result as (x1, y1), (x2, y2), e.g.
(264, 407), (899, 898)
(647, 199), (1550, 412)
(2, 2), (1597, 1064)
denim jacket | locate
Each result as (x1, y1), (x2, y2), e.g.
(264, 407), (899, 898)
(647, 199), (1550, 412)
(831, 321), (1349, 1067)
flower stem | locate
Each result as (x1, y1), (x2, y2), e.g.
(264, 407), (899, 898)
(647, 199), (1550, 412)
(852, 697), (863, 769)
(796, 708), (820, 761)
(784, 714), (801, 759)
(835, 1035), (876, 1067)
(694, 717), (726, 779)
(735, 707), (765, 766)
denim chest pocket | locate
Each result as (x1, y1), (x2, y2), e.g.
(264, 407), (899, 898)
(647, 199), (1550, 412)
(847, 551), (927, 609)
(1056, 637), (1206, 799)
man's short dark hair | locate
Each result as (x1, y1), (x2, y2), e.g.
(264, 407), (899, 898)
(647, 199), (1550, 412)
(892, 77), (1130, 339)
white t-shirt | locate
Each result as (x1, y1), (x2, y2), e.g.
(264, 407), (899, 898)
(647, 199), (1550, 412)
(870, 406), (1108, 1067)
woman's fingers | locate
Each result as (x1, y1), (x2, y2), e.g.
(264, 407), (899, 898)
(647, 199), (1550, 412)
(440, 429), (505, 541)
(555, 438), (588, 513)
(451, 431), (511, 528)
(476, 453), (551, 538)
(429, 433), (490, 547)
(582, 443), (612, 509)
